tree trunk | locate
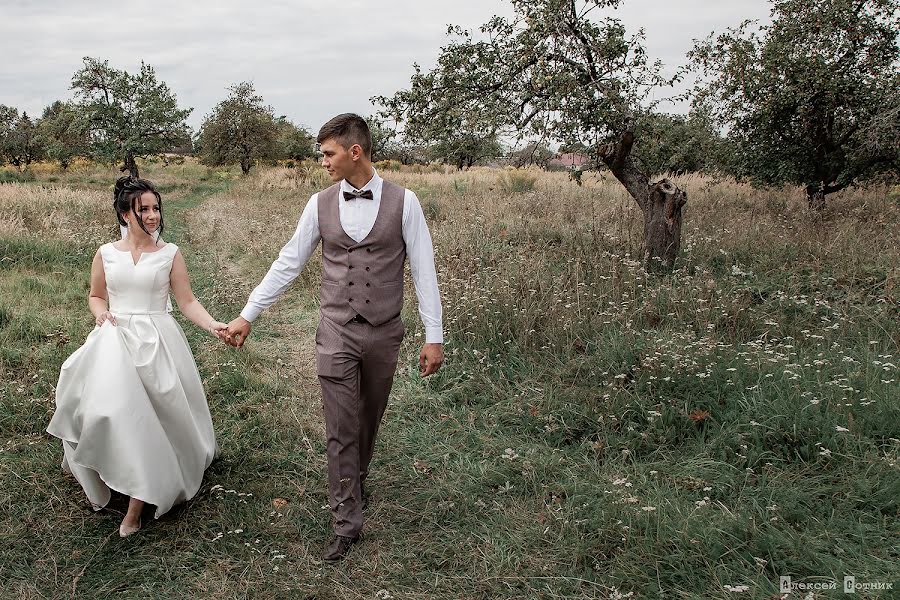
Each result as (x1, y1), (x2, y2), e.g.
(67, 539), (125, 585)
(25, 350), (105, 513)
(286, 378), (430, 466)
(598, 118), (687, 272)
(240, 157), (252, 175)
(806, 185), (827, 211)
(121, 153), (139, 178)
(643, 179), (687, 271)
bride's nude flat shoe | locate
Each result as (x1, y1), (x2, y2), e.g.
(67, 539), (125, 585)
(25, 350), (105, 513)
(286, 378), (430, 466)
(119, 520), (141, 538)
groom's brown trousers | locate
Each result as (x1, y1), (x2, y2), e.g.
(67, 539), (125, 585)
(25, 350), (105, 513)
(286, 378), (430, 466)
(316, 313), (405, 538)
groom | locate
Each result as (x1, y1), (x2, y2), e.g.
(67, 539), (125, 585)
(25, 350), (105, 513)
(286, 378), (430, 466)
(225, 113), (444, 562)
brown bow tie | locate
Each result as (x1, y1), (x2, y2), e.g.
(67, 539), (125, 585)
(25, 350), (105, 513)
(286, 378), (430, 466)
(343, 189), (374, 201)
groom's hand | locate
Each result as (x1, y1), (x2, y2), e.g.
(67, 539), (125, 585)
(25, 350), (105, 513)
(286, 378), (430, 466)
(420, 343), (444, 377)
(225, 316), (252, 348)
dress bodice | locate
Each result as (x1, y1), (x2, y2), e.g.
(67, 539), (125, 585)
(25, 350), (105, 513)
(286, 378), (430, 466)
(100, 242), (177, 314)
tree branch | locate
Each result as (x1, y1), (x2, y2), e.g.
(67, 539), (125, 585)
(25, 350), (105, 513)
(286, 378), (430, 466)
(597, 118), (650, 209)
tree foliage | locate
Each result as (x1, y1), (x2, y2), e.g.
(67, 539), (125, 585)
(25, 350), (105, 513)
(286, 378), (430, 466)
(0, 105), (20, 167)
(632, 110), (728, 176)
(275, 116), (315, 162)
(373, 85), (500, 168)
(690, 0), (900, 209)
(511, 142), (555, 168)
(375, 0), (687, 270)
(197, 82), (279, 175)
(36, 101), (89, 169)
(557, 141), (589, 155)
(376, 0), (668, 153)
(70, 57), (192, 177)
(366, 116), (397, 163)
(0, 107), (43, 170)
(365, 116), (433, 164)
(428, 133), (503, 169)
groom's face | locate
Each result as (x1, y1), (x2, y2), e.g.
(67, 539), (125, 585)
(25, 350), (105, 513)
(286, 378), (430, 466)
(319, 138), (354, 182)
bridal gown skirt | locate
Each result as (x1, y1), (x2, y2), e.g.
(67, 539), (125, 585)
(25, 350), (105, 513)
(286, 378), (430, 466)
(47, 312), (218, 518)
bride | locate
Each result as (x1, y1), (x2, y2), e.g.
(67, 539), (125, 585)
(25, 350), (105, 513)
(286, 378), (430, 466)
(47, 175), (226, 537)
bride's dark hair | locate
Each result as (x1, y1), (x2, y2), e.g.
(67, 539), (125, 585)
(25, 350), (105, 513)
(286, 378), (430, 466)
(113, 176), (164, 240)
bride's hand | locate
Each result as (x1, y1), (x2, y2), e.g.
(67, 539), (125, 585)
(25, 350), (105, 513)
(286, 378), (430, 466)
(96, 311), (117, 327)
(208, 319), (229, 340)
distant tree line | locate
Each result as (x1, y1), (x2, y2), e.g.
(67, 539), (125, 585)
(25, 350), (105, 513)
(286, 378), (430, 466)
(0, 59), (317, 177)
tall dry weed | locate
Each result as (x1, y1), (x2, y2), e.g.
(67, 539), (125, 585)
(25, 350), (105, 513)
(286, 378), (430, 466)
(0, 183), (114, 245)
(254, 164), (331, 191)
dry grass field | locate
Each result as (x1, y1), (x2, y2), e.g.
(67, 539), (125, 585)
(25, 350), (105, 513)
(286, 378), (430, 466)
(1, 159), (897, 598)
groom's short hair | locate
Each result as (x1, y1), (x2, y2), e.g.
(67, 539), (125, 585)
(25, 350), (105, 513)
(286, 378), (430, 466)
(317, 113), (372, 158)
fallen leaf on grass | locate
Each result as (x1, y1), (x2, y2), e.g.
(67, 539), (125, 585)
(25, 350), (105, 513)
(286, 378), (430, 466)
(689, 409), (711, 423)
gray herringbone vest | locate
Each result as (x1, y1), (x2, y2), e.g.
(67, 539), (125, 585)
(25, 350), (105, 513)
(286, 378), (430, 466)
(317, 180), (406, 326)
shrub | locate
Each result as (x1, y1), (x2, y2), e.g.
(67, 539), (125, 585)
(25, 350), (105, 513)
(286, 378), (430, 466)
(497, 169), (537, 193)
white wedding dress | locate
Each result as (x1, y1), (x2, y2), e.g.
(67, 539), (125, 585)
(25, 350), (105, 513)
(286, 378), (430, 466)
(47, 242), (218, 518)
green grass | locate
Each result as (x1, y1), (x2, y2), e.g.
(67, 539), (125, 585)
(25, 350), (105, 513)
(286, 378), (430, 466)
(0, 165), (897, 598)
(0, 169), (36, 184)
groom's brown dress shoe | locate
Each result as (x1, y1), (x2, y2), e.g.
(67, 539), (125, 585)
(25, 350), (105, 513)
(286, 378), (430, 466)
(322, 535), (359, 562)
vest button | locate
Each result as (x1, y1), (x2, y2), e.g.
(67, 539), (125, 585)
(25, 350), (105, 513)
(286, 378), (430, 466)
(348, 248), (353, 253)
(348, 282), (354, 286)
(365, 282), (370, 287)
(349, 298), (353, 302)
(348, 265), (353, 269)
(366, 248), (372, 253)
(365, 299), (370, 304)
(365, 267), (370, 271)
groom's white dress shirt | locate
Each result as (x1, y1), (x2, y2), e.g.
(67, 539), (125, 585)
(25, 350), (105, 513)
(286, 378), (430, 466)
(240, 171), (444, 344)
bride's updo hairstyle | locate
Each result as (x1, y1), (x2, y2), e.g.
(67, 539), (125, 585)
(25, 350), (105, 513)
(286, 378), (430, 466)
(113, 175), (164, 240)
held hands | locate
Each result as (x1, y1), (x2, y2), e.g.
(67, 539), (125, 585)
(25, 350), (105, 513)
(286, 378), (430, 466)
(216, 317), (440, 372)
(420, 343), (444, 377)
(223, 316), (252, 348)
(207, 319), (229, 341)
(97, 310), (230, 341)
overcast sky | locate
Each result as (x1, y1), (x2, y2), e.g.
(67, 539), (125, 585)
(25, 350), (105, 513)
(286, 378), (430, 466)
(1, 0), (772, 132)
